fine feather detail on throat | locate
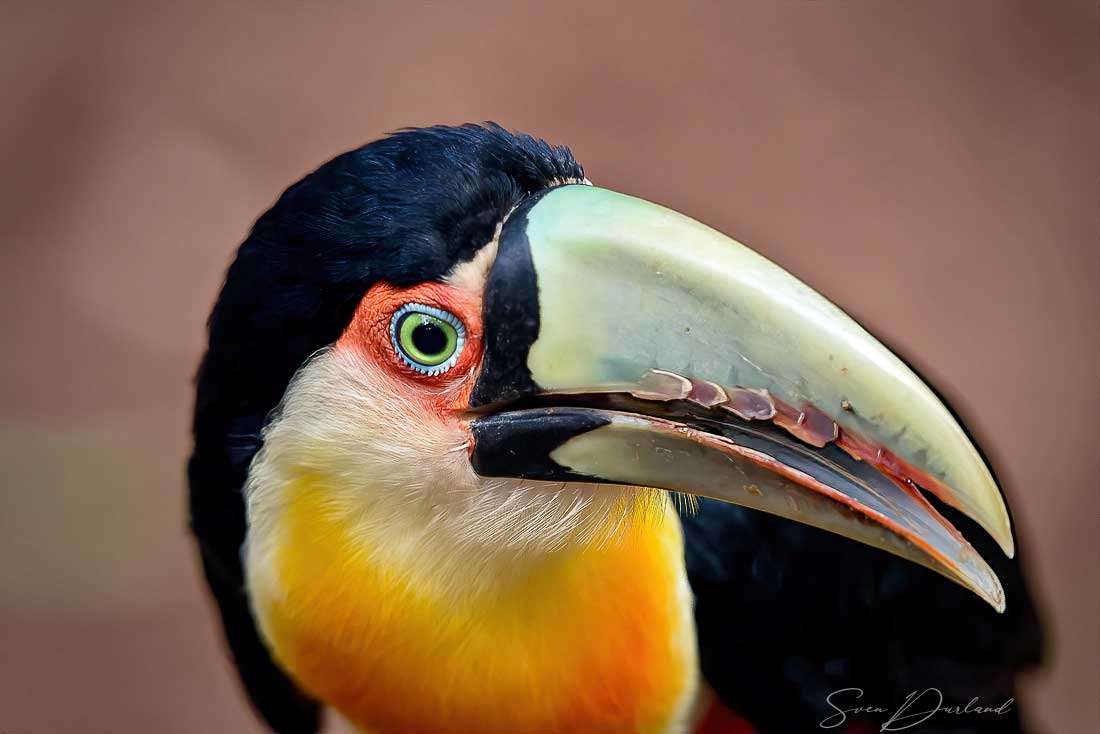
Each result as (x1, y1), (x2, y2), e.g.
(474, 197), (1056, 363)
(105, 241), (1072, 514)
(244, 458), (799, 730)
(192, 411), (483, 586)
(243, 347), (665, 597)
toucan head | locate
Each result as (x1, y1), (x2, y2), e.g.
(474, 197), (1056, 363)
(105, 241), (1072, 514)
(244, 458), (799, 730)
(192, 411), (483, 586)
(200, 124), (1012, 611)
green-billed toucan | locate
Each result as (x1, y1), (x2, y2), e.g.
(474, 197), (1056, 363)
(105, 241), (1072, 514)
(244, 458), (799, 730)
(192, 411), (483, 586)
(190, 124), (1041, 733)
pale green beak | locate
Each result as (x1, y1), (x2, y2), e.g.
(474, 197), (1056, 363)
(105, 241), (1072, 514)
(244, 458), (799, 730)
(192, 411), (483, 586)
(468, 184), (1014, 611)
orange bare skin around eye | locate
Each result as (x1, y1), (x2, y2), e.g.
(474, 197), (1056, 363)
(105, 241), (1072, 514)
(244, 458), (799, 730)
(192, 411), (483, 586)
(334, 280), (484, 415)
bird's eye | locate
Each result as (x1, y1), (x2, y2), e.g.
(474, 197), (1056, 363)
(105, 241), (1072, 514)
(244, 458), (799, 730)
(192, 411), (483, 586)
(389, 303), (466, 375)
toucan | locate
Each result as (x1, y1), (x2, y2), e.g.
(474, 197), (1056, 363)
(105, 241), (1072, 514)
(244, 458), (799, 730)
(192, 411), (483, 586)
(190, 124), (1041, 734)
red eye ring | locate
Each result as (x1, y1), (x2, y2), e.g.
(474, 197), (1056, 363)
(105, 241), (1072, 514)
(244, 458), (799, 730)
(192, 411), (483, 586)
(336, 280), (484, 401)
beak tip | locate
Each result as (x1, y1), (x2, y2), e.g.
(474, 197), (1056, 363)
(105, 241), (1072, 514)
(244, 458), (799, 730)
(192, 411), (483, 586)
(988, 593), (1007, 615)
(984, 502), (1015, 559)
(990, 582), (1007, 614)
(956, 556), (1007, 613)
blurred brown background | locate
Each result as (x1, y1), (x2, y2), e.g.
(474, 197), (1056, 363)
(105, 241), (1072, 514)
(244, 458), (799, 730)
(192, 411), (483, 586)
(1, 1), (1097, 732)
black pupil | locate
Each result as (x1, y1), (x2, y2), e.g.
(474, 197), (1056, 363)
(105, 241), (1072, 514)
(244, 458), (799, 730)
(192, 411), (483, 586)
(412, 320), (448, 356)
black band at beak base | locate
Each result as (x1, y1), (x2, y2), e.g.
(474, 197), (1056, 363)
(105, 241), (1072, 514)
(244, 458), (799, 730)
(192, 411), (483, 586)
(468, 408), (610, 482)
(468, 190), (550, 408)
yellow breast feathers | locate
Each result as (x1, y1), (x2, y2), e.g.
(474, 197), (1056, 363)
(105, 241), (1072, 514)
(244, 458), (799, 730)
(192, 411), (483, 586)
(250, 476), (700, 734)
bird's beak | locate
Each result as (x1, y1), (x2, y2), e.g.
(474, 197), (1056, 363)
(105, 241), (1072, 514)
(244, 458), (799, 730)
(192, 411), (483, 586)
(466, 184), (1013, 611)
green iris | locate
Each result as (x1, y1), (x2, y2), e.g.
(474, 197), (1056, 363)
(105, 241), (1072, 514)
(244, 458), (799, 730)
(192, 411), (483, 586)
(396, 311), (460, 367)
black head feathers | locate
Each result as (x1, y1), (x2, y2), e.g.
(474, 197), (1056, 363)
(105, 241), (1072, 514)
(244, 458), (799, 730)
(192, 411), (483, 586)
(188, 124), (582, 732)
(194, 123), (582, 499)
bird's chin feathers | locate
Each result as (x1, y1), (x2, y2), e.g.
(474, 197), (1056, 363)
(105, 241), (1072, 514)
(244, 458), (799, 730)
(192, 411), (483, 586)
(244, 347), (666, 598)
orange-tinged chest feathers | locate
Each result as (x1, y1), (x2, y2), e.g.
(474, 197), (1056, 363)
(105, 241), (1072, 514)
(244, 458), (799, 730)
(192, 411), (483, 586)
(250, 479), (699, 734)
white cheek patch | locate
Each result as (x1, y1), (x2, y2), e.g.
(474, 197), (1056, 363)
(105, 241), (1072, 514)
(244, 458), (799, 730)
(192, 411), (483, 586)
(444, 225), (499, 300)
(243, 347), (656, 599)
